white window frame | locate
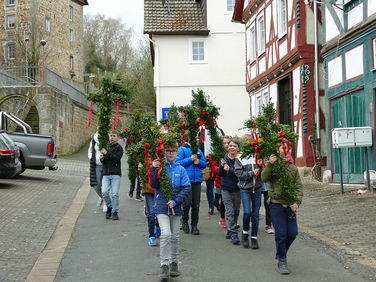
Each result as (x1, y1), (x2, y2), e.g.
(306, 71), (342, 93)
(69, 55), (74, 71)
(7, 0), (15, 7)
(45, 17), (51, 32)
(69, 5), (73, 21)
(225, 0), (236, 14)
(7, 15), (15, 28)
(69, 28), (74, 42)
(7, 43), (16, 60)
(278, 0), (287, 39)
(248, 22), (256, 62)
(255, 87), (269, 115)
(257, 11), (265, 56)
(373, 38), (376, 69)
(189, 39), (208, 64)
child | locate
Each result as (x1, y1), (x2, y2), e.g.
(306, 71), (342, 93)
(151, 143), (191, 279)
(261, 144), (303, 275)
(218, 138), (241, 245)
(100, 130), (124, 220)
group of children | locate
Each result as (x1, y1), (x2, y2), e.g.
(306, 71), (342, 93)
(89, 130), (303, 280)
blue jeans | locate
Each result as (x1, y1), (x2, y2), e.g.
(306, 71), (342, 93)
(241, 191), (261, 237)
(270, 203), (298, 259)
(206, 178), (214, 208)
(102, 175), (121, 212)
(145, 193), (156, 238)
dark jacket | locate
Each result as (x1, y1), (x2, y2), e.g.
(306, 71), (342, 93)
(175, 143), (207, 183)
(234, 156), (262, 193)
(218, 154), (239, 191)
(151, 162), (191, 215)
(100, 143), (123, 176)
(89, 138), (97, 187)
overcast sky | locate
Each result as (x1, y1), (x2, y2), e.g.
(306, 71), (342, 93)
(84, 0), (145, 42)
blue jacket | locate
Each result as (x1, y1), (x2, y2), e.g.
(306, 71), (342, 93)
(218, 154), (239, 191)
(151, 162), (191, 216)
(175, 143), (207, 183)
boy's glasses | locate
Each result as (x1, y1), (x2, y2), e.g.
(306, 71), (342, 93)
(165, 150), (178, 154)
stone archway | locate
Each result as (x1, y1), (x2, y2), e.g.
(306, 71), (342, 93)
(0, 94), (40, 134)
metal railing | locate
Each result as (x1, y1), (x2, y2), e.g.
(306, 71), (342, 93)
(0, 66), (42, 86)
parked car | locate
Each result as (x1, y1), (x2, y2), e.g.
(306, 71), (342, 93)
(0, 130), (22, 178)
(0, 111), (57, 175)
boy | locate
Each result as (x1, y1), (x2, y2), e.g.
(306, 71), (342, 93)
(261, 144), (303, 275)
(151, 143), (191, 279)
(100, 130), (124, 220)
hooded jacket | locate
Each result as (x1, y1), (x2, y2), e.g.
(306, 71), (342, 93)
(175, 143), (207, 183)
(151, 162), (191, 215)
(100, 142), (123, 176)
(218, 154), (239, 191)
(234, 156), (262, 193)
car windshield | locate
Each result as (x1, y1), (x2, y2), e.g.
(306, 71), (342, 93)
(0, 133), (14, 149)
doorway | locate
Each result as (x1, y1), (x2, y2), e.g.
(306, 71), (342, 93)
(278, 75), (293, 127)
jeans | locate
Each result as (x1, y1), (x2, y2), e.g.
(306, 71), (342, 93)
(270, 203), (298, 259)
(221, 189), (241, 233)
(145, 193), (156, 237)
(241, 191), (261, 237)
(261, 191), (272, 226)
(156, 214), (181, 266)
(93, 164), (103, 197)
(183, 182), (201, 227)
(206, 178), (214, 208)
(102, 175), (121, 212)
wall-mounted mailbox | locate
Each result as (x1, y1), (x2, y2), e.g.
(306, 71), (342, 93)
(332, 128), (355, 148)
(354, 126), (373, 147)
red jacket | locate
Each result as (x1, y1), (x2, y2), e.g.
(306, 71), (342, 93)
(212, 161), (222, 188)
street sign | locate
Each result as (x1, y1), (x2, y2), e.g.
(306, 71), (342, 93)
(162, 108), (170, 119)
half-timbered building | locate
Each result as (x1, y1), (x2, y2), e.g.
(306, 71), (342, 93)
(233, 0), (325, 169)
(322, 0), (376, 183)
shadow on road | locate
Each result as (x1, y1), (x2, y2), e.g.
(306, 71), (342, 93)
(0, 182), (17, 189)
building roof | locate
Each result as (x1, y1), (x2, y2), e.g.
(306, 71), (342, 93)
(144, 0), (209, 35)
(232, 0), (244, 23)
(71, 0), (89, 6)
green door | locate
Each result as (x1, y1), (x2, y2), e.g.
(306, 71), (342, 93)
(331, 90), (368, 183)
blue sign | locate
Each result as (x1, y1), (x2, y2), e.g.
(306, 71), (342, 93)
(162, 107), (170, 119)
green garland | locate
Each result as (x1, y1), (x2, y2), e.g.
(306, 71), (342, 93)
(184, 105), (199, 154)
(241, 103), (299, 205)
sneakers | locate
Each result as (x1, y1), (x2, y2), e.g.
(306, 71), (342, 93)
(225, 230), (232, 239)
(231, 233), (240, 245)
(251, 238), (259, 249)
(155, 226), (161, 238)
(169, 262), (180, 277)
(96, 197), (103, 207)
(277, 259), (290, 275)
(128, 191), (133, 198)
(160, 264), (169, 279)
(191, 226), (200, 235)
(219, 218), (227, 228)
(112, 212), (119, 220)
(135, 195), (143, 201)
(265, 225), (274, 234)
(105, 207), (112, 219)
(102, 204), (107, 213)
(148, 236), (157, 247)
(208, 207), (214, 215)
(242, 233), (249, 248)
(235, 223), (240, 229)
(182, 222), (190, 234)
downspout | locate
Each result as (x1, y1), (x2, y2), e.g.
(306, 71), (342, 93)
(314, 0), (321, 180)
(148, 36), (160, 120)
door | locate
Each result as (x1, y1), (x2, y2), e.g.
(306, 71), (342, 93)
(278, 75), (293, 127)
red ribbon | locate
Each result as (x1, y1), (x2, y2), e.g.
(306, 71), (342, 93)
(207, 155), (215, 178)
(112, 97), (120, 130)
(155, 138), (164, 179)
(165, 119), (170, 132)
(251, 121), (258, 141)
(277, 132), (294, 164)
(197, 110), (216, 144)
(124, 128), (133, 144)
(144, 143), (152, 185)
(179, 122), (186, 146)
(251, 141), (265, 176)
(86, 96), (93, 129)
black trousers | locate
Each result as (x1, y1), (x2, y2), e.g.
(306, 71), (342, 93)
(183, 182), (201, 227)
(262, 191), (272, 226)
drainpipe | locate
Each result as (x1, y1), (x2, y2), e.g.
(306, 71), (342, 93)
(147, 37), (160, 120)
(314, 0), (321, 180)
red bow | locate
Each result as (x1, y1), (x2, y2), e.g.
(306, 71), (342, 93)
(144, 143), (152, 185)
(155, 138), (164, 179)
(165, 119), (170, 132)
(277, 132), (294, 164)
(112, 97), (120, 130)
(179, 122), (186, 146)
(251, 141), (265, 176)
(251, 121), (258, 141)
(207, 155), (215, 178)
(86, 96), (94, 129)
(124, 128), (133, 144)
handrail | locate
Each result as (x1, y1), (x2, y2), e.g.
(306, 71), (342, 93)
(1, 112), (33, 134)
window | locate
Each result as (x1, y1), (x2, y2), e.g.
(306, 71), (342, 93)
(257, 12), (265, 55)
(7, 15), (15, 28)
(278, 0), (287, 37)
(45, 17), (51, 32)
(69, 28), (74, 42)
(255, 88), (269, 114)
(226, 0), (236, 13)
(69, 55), (74, 71)
(190, 39), (207, 63)
(69, 5), (73, 21)
(248, 23), (256, 62)
(8, 43), (16, 60)
(373, 38), (376, 69)
(7, 0), (15, 6)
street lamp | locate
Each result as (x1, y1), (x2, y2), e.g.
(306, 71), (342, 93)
(25, 35), (29, 83)
(40, 39), (46, 86)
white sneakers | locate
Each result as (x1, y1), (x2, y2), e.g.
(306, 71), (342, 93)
(103, 204), (107, 213)
(97, 197), (103, 207)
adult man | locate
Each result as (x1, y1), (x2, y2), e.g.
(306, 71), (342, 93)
(100, 130), (124, 220)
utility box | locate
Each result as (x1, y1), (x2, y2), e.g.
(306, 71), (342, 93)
(332, 128), (355, 148)
(354, 126), (373, 147)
